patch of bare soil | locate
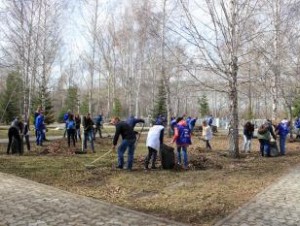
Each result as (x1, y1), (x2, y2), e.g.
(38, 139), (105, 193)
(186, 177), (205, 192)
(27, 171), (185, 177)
(35, 137), (113, 156)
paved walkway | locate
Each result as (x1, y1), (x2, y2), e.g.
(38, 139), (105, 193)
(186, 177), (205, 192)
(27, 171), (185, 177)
(2, 167), (300, 226)
(215, 167), (300, 226)
(0, 172), (186, 226)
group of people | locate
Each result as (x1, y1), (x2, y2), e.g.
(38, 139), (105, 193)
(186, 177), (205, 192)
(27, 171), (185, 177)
(7, 107), (49, 154)
(6, 107), (104, 154)
(111, 114), (213, 171)
(6, 110), (214, 171)
(63, 110), (82, 148)
(243, 118), (290, 157)
(63, 110), (105, 152)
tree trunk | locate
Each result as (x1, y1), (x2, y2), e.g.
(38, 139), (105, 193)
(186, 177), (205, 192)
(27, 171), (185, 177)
(89, 0), (99, 115)
(271, 0), (280, 121)
(161, 0), (172, 136)
(228, 0), (239, 158)
(228, 57), (239, 158)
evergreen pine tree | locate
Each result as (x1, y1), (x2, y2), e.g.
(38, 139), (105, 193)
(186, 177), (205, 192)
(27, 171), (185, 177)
(293, 98), (300, 117)
(80, 94), (89, 115)
(0, 72), (23, 123)
(32, 86), (55, 124)
(65, 86), (79, 113)
(153, 79), (167, 119)
(57, 86), (79, 122)
(112, 98), (122, 117)
(198, 95), (210, 117)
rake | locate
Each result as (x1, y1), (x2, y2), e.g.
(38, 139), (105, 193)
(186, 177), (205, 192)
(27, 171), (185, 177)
(84, 148), (114, 169)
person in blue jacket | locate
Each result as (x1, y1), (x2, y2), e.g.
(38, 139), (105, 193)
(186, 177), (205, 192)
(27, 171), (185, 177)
(294, 117), (300, 139)
(276, 119), (290, 155)
(186, 116), (191, 127)
(35, 111), (45, 146)
(170, 117), (177, 135)
(171, 117), (192, 170)
(63, 110), (71, 138)
(34, 106), (41, 139)
(94, 113), (103, 139)
(207, 114), (214, 127)
(66, 114), (76, 147)
(189, 117), (198, 133)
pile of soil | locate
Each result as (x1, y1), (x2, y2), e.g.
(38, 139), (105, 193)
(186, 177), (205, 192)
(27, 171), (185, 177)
(38, 139), (78, 156)
(189, 155), (223, 170)
(188, 145), (224, 170)
(134, 146), (223, 170)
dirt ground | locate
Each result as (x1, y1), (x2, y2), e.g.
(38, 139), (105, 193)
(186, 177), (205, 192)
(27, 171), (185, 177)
(1, 134), (300, 226)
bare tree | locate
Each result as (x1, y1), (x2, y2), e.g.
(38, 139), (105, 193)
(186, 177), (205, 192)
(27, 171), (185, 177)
(2, 0), (64, 120)
(177, 0), (264, 157)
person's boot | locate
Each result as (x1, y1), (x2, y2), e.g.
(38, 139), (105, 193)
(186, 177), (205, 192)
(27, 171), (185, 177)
(144, 160), (149, 170)
(151, 162), (157, 169)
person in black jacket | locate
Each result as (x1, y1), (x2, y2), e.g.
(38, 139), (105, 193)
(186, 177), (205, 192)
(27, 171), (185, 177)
(74, 113), (81, 142)
(83, 113), (95, 152)
(243, 121), (254, 153)
(7, 118), (23, 155)
(111, 117), (136, 170)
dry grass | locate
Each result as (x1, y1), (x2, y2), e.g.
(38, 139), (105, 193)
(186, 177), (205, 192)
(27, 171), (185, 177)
(1, 134), (300, 226)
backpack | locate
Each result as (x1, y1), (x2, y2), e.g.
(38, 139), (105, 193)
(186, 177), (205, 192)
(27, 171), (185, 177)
(67, 120), (75, 130)
(258, 123), (269, 135)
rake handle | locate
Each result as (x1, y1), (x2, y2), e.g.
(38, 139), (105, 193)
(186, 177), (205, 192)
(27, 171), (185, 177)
(89, 148), (113, 164)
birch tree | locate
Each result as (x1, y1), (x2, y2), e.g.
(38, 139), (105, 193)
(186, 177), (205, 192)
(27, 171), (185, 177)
(178, 0), (262, 157)
(2, 0), (64, 121)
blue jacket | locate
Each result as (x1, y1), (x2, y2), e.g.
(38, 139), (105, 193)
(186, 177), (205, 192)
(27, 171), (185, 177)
(173, 120), (191, 146)
(63, 113), (69, 122)
(35, 115), (44, 130)
(189, 118), (197, 127)
(207, 116), (213, 126)
(277, 121), (290, 136)
(295, 118), (300, 129)
(186, 117), (191, 125)
(126, 116), (145, 129)
(66, 119), (76, 130)
(96, 115), (103, 125)
(170, 119), (177, 130)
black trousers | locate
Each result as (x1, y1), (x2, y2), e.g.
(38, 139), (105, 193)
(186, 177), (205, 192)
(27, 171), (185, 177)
(7, 127), (22, 155)
(94, 125), (102, 138)
(205, 140), (212, 149)
(67, 129), (76, 147)
(145, 147), (158, 169)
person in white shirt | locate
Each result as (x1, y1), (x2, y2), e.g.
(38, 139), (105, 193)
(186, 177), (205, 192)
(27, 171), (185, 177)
(145, 123), (164, 169)
(202, 120), (212, 150)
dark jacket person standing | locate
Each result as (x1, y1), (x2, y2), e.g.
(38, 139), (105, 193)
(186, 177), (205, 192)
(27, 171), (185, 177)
(111, 117), (136, 170)
(7, 118), (23, 155)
